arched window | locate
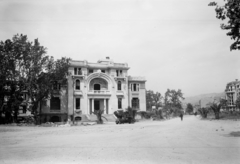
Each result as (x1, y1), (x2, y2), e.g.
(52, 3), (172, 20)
(75, 79), (80, 90)
(118, 81), (121, 90)
(94, 84), (101, 90)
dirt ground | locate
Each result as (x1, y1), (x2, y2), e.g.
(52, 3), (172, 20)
(0, 116), (240, 164)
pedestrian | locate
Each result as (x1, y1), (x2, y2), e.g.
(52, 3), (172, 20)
(180, 113), (183, 121)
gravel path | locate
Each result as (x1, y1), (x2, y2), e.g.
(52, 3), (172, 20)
(0, 116), (240, 164)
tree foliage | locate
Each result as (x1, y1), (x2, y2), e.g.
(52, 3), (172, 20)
(146, 90), (163, 110)
(209, 0), (240, 51)
(186, 103), (194, 114)
(208, 98), (228, 119)
(0, 34), (70, 124)
(210, 103), (222, 119)
(164, 89), (184, 115)
(198, 108), (209, 118)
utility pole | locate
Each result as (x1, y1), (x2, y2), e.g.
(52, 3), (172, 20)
(72, 76), (75, 125)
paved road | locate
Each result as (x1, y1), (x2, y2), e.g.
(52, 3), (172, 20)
(0, 116), (240, 164)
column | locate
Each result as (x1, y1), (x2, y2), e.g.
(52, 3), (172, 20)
(107, 99), (109, 114)
(91, 98), (94, 114)
(88, 99), (91, 114)
(104, 99), (106, 114)
(108, 98), (111, 114)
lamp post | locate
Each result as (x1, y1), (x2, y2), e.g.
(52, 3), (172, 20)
(72, 76), (75, 125)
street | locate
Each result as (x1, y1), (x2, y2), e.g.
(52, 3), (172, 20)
(0, 116), (240, 164)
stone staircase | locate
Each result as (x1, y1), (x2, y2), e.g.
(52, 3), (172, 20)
(81, 114), (117, 122)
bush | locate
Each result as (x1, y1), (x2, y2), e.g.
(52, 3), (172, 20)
(114, 107), (137, 124)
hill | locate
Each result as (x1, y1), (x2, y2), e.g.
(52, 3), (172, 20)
(183, 92), (225, 106)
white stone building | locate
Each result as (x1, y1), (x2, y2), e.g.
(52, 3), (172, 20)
(40, 57), (146, 122)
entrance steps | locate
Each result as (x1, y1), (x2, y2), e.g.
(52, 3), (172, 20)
(81, 114), (117, 122)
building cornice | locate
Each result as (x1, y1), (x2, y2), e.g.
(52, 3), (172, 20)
(69, 60), (130, 70)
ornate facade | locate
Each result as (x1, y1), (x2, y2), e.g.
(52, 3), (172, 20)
(40, 57), (146, 122)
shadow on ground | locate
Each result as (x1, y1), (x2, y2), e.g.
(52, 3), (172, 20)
(229, 131), (240, 137)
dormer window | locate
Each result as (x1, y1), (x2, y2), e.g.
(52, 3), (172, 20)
(74, 68), (82, 75)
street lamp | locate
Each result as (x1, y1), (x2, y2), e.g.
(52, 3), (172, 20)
(72, 76), (75, 125)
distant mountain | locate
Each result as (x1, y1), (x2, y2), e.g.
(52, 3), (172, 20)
(183, 92), (225, 106)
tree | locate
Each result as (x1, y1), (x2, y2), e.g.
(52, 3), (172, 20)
(146, 90), (163, 110)
(220, 98), (228, 110)
(209, 0), (240, 51)
(235, 95), (240, 110)
(164, 89), (185, 116)
(146, 90), (164, 119)
(209, 98), (229, 119)
(0, 34), (70, 124)
(198, 108), (209, 118)
(186, 103), (194, 114)
(210, 103), (222, 119)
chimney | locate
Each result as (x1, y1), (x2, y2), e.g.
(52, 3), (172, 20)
(236, 79), (238, 81)
(106, 57), (110, 59)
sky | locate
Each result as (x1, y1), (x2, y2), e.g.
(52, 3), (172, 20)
(0, 0), (239, 97)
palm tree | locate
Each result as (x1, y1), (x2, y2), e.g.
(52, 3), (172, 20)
(210, 103), (222, 119)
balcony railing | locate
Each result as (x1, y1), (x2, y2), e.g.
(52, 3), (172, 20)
(74, 90), (83, 96)
(116, 90), (124, 96)
(88, 90), (111, 95)
(114, 63), (126, 67)
(128, 76), (146, 81)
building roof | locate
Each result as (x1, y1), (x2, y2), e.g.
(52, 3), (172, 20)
(69, 58), (129, 70)
(226, 79), (240, 86)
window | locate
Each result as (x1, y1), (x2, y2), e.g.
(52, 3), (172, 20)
(20, 106), (26, 114)
(94, 84), (101, 90)
(50, 97), (60, 110)
(116, 70), (123, 77)
(76, 98), (80, 109)
(132, 98), (139, 109)
(131, 83), (139, 92)
(75, 79), (80, 90)
(101, 70), (105, 73)
(74, 68), (77, 75)
(74, 68), (82, 75)
(89, 69), (93, 74)
(118, 98), (122, 109)
(118, 81), (122, 90)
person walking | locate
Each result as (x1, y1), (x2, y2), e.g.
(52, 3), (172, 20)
(180, 113), (183, 121)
